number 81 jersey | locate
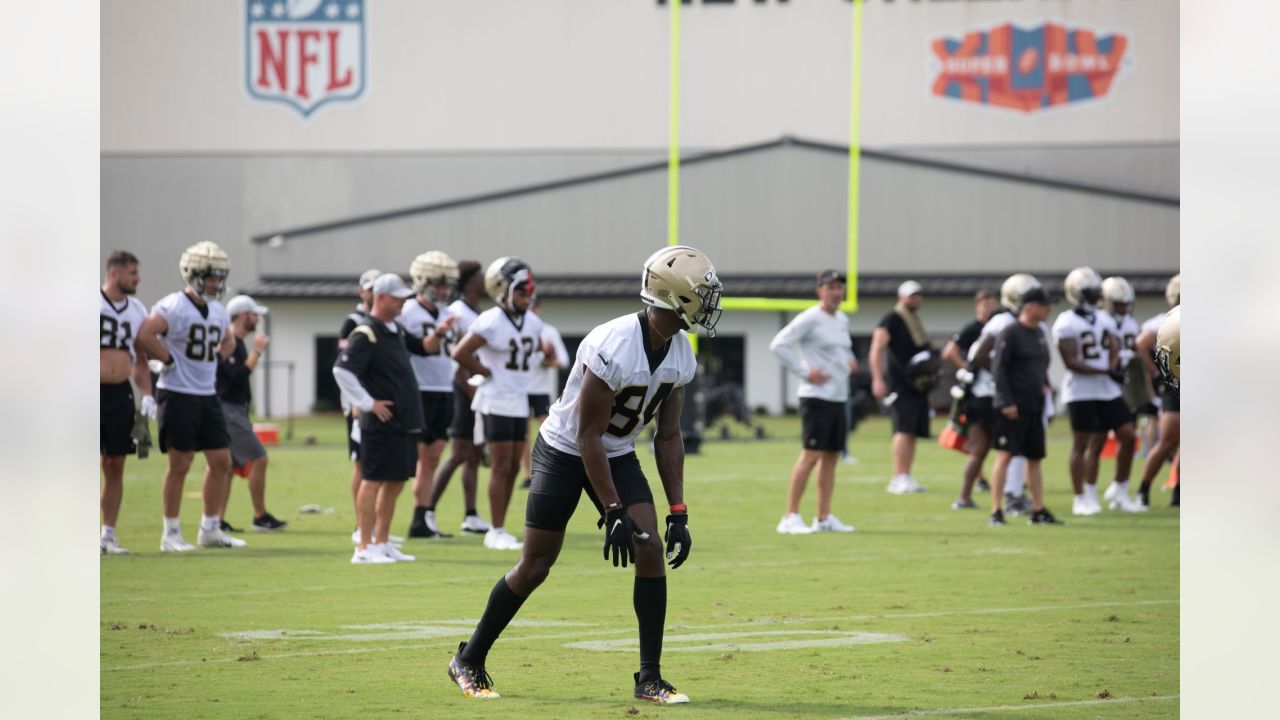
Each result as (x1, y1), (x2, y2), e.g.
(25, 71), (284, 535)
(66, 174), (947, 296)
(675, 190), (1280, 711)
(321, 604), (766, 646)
(151, 291), (230, 396)
(541, 312), (697, 458)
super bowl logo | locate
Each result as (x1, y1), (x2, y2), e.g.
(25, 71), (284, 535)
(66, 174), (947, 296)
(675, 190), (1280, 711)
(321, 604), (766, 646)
(245, 0), (366, 118)
(930, 22), (1128, 113)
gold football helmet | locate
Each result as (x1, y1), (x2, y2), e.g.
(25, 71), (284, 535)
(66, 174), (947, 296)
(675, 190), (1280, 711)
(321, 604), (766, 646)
(999, 273), (1041, 312)
(1063, 266), (1103, 308)
(1155, 305), (1180, 391)
(410, 251), (460, 301)
(1165, 273), (1181, 307)
(640, 245), (723, 336)
(179, 241), (230, 300)
(1101, 276), (1135, 316)
(484, 257), (535, 308)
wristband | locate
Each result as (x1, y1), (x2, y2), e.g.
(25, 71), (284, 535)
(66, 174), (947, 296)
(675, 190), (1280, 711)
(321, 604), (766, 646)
(669, 503), (687, 514)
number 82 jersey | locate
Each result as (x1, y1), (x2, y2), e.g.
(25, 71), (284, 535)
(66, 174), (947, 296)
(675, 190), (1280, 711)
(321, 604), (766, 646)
(540, 312), (697, 458)
(151, 291), (230, 396)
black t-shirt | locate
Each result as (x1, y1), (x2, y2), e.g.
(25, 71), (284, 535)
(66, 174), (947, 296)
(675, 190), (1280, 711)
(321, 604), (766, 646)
(992, 322), (1050, 412)
(216, 337), (252, 405)
(953, 319), (984, 355)
(335, 320), (425, 435)
(877, 311), (930, 393)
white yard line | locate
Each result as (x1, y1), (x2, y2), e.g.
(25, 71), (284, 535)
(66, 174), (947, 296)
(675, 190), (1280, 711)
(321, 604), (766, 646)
(839, 693), (1179, 719)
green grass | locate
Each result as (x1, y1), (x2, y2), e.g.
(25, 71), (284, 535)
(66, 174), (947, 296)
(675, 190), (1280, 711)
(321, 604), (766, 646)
(101, 414), (1178, 719)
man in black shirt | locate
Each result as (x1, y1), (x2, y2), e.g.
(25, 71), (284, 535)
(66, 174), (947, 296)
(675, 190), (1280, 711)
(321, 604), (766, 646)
(333, 274), (426, 564)
(870, 280), (936, 494)
(989, 287), (1061, 526)
(215, 295), (287, 532)
(942, 289), (998, 507)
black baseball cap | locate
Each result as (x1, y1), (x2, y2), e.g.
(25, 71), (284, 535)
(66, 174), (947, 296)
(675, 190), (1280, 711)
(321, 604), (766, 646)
(816, 269), (846, 286)
(1021, 286), (1056, 306)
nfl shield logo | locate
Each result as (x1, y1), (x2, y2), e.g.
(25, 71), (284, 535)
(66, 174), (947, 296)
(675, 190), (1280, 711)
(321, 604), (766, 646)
(245, 0), (366, 118)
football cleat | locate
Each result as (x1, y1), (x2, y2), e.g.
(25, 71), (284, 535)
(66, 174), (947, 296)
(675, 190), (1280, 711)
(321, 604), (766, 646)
(483, 528), (523, 550)
(198, 527), (247, 548)
(460, 514), (491, 534)
(885, 476), (911, 495)
(634, 672), (689, 705)
(811, 514), (855, 533)
(775, 513), (814, 535)
(251, 512), (288, 532)
(1029, 508), (1064, 525)
(951, 498), (977, 510)
(160, 531), (198, 553)
(100, 536), (129, 555)
(408, 522), (451, 539)
(988, 510), (1007, 527)
(448, 643), (499, 699)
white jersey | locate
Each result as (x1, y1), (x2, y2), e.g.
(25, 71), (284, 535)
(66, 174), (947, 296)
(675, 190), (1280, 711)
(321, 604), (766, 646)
(1140, 313), (1164, 337)
(528, 321), (570, 397)
(152, 291), (230, 396)
(397, 297), (457, 392)
(469, 307), (545, 418)
(1052, 308), (1121, 403)
(1108, 312), (1140, 369)
(99, 291), (148, 363)
(447, 298), (483, 378)
(540, 312), (697, 458)
(768, 305), (853, 402)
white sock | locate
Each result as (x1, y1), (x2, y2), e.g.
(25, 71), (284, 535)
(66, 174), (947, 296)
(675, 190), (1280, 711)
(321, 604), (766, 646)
(1006, 457), (1027, 495)
(1115, 480), (1129, 492)
(200, 515), (220, 531)
(163, 517), (181, 533)
(101, 525), (115, 539)
(1085, 485), (1098, 500)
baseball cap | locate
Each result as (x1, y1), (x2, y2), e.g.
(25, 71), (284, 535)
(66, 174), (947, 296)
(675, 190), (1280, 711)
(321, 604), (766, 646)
(226, 294), (269, 317)
(1020, 286), (1054, 306)
(898, 280), (923, 298)
(372, 273), (415, 299)
(816, 269), (846, 286)
(359, 268), (382, 290)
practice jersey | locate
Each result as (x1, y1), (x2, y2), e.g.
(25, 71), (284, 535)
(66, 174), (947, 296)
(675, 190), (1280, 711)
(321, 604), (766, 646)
(1141, 313), (1164, 337)
(1052, 308), (1120, 403)
(152, 291), (230, 396)
(974, 311), (1050, 398)
(540, 312), (697, 458)
(1108, 312), (1140, 368)
(469, 307), (545, 418)
(397, 298), (457, 392)
(528, 321), (570, 397)
(99, 291), (148, 363)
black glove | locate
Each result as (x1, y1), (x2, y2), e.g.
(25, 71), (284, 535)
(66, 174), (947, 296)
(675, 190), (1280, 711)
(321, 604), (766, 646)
(664, 514), (691, 569)
(599, 506), (646, 568)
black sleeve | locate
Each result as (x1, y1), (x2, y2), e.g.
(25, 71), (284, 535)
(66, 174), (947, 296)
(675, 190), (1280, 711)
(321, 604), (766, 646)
(339, 316), (358, 338)
(954, 320), (982, 352)
(335, 326), (374, 375)
(399, 323), (428, 356)
(992, 327), (1014, 409)
(877, 312), (899, 332)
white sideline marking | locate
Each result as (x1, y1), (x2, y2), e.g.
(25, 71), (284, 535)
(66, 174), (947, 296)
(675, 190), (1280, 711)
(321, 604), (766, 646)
(567, 629), (906, 653)
(839, 693), (1179, 719)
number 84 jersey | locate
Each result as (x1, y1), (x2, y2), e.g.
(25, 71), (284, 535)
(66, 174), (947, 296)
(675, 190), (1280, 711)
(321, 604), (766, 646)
(151, 291), (230, 396)
(541, 312), (696, 459)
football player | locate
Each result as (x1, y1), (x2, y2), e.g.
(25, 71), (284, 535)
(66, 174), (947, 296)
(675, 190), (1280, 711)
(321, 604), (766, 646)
(1134, 275), (1180, 508)
(520, 296), (570, 489)
(1099, 276), (1147, 512)
(450, 258), (545, 550)
(399, 251), (462, 539)
(447, 245), (720, 704)
(1051, 267), (1137, 516)
(941, 288), (998, 510)
(100, 251), (154, 554)
(136, 242), (242, 551)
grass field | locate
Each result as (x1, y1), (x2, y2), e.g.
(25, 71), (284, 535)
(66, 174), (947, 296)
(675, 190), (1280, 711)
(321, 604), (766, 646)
(101, 413), (1178, 719)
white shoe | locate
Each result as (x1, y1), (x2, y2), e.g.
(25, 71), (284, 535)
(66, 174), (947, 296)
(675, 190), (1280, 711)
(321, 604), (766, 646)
(351, 528), (403, 546)
(379, 543), (416, 562)
(841, 454), (860, 466)
(776, 513), (814, 535)
(886, 476), (911, 495)
(352, 546), (395, 564)
(811, 514), (855, 533)
(101, 536), (129, 555)
(198, 526), (247, 548)
(905, 476), (926, 493)
(483, 528), (523, 550)
(160, 530), (198, 553)
(1085, 495), (1103, 515)
(1113, 493), (1147, 513)
(1103, 482), (1120, 504)
(1072, 497), (1100, 516)
(461, 514), (492, 534)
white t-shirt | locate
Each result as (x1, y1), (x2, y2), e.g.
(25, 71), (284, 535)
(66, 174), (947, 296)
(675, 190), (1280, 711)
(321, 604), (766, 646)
(1052, 308), (1121, 403)
(99, 291), (148, 363)
(540, 312), (697, 458)
(397, 297), (457, 392)
(768, 305), (853, 402)
(152, 291), (230, 396)
(528, 321), (570, 398)
(469, 307), (545, 418)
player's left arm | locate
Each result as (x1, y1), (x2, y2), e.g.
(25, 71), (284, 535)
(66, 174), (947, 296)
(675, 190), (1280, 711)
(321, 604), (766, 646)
(654, 385), (691, 568)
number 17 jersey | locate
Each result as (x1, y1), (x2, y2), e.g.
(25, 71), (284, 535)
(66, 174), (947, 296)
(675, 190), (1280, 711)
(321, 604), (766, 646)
(469, 306), (544, 418)
(540, 311), (697, 458)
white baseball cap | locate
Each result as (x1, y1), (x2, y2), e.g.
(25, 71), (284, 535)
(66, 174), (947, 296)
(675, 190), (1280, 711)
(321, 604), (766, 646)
(226, 294), (269, 317)
(897, 280), (923, 298)
(372, 273), (415, 299)
(359, 268), (382, 290)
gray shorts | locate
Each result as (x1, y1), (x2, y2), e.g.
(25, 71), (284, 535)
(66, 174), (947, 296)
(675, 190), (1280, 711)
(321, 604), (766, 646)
(222, 401), (267, 469)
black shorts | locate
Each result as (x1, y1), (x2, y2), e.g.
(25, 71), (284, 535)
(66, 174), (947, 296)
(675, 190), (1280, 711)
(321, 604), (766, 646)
(1160, 386), (1180, 414)
(992, 406), (1046, 460)
(889, 388), (932, 438)
(799, 397), (846, 453)
(157, 389), (229, 453)
(529, 394), (552, 418)
(524, 435), (655, 532)
(964, 395), (995, 430)
(346, 412), (361, 461)
(419, 391), (453, 444)
(449, 383), (476, 439)
(1066, 398), (1134, 434)
(484, 413), (529, 443)
(360, 430), (418, 481)
(101, 381), (136, 457)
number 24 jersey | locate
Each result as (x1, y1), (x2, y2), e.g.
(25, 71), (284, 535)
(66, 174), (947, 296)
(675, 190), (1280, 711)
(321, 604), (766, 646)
(1051, 308), (1120, 403)
(540, 312), (696, 459)
(152, 291), (230, 396)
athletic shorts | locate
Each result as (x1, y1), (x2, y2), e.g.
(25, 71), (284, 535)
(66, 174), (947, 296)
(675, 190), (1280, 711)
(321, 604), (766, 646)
(799, 397), (846, 453)
(1160, 386), (1180, 414)
(964, 395), (995, 430)
(1066, 398), (1133, 434)
(222, 401), (267, 469)
(345, 412), (360, 461)
(449, 383), (476, 439)
(889, 388), (931, 438)
(360, 430), (418, 481)
(992, 406), (1046, 460)
(529, 393), (552, 418)
(157, 389), (229, 453)
(419, 391), (453, 444)
(524, 435), (654, 532)
(484, 413), (529, 443)
(100, 381), (136, 457)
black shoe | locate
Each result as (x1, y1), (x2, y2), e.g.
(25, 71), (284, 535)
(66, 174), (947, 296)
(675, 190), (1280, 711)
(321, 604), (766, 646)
(633, 672), (690, 704)
(976, 478), (991, 493)
(408, 522), (452, 539)
(1029, 508), (1063, 525)
(252, 512), (288, 532)
(220, 520), (243, 534)
(518, 477), (532, 490)
(950, 498), (977, 510)
(989, 509), (1006, 527)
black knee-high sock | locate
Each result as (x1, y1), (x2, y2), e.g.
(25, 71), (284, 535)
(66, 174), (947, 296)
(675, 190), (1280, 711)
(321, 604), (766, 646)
(460, 577), (526, 667)
(634, 576), (667, 684)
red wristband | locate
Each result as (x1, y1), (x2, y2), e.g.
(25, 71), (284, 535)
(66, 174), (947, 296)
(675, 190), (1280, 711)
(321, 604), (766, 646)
(669, 503), (687, 513)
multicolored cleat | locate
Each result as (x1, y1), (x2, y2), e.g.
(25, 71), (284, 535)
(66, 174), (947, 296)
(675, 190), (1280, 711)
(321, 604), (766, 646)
(448, 642), (499, 699)
(633, 672), (689, 704)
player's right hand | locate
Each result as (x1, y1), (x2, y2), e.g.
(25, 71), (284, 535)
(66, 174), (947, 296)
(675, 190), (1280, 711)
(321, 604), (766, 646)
(148, 358), (175, 376)
(371, 400), (394, 422)
(599, 506), (647, 568)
